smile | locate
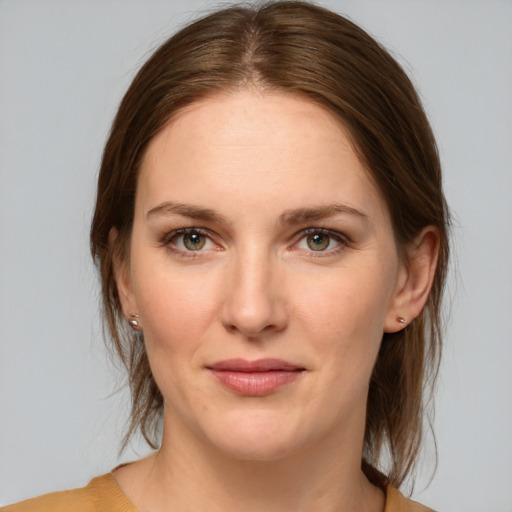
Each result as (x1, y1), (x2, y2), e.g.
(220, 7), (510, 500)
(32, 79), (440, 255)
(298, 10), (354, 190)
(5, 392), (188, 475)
(207, 359), (306, 396)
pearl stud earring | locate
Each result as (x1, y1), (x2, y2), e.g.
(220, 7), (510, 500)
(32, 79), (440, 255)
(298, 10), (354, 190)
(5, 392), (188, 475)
(129, 313), (142, 331)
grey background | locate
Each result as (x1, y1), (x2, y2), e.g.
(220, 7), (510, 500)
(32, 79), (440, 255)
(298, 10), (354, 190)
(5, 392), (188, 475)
(1, 1), (511, 510)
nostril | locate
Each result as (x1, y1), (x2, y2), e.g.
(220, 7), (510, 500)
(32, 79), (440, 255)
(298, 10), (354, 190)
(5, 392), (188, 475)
(222, 318), (287, 340)
(225, 323), (238, 334)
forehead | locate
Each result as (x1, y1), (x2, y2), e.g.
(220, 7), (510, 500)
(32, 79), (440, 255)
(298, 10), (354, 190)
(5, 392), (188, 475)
(145, 91), (353, 153)
(137, 90), (387, 221)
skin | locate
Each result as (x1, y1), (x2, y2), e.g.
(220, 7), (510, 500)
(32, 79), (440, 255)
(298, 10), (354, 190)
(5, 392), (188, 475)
(113, 90), (439, 512)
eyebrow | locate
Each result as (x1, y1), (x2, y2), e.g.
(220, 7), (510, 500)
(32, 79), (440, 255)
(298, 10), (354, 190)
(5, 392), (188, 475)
(147, 201), (367, 225)
(279, 204), (368, 225)
(146, 201), (227, 223)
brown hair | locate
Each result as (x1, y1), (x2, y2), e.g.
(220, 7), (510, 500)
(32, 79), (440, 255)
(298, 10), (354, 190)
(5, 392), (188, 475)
(90, 0), (450, 489)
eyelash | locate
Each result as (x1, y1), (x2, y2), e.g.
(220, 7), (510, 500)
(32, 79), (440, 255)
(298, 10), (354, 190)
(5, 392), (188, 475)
(161, 227), (349, 258)
(293, 228), (349, 257)
(162, 228), (218, 258)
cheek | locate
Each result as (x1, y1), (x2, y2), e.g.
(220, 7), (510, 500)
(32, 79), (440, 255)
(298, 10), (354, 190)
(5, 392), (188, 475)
(290, 262), (395, 383)
(131, 260), (222, 359)
(131, 266), (225, 411)
(294, 266), (392, 339)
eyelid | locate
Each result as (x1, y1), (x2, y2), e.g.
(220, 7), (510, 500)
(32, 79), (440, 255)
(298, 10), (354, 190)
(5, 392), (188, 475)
(300, 227), (349, 240)
(162, 227), (211, 244)
(161, 226), (349, 257)
(291, 227), (349, 254)
(163, 227), (221, 254)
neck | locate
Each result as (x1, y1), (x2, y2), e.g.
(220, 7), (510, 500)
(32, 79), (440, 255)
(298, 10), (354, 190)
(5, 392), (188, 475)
(123, 412), (385, 512)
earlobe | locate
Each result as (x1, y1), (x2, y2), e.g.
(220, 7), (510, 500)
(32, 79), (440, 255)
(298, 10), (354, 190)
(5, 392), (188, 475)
(384, 226), (440, 333)
(109, 227), (138, 319)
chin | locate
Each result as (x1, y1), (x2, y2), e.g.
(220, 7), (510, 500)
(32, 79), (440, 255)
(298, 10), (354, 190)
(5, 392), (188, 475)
(200, 411), (311, 462)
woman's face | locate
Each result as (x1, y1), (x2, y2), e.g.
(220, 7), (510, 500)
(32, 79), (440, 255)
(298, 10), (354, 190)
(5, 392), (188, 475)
(118, 90), (408, 461)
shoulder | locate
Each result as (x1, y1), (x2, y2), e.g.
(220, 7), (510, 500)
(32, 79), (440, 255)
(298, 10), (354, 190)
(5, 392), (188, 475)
(385, 486), (437, 512)
(2, 474), (138, 512)
(2, 484), (96, 512)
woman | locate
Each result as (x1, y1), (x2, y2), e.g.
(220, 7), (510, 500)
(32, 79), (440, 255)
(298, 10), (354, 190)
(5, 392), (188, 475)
(4, 1), (449, 511)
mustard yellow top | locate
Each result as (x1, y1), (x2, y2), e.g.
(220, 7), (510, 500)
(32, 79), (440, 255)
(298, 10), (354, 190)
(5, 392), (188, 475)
(2, 474), (435, 512)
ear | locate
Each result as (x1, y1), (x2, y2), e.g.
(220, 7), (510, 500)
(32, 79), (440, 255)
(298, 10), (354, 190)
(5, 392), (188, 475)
(384, 226), (440, 333)
(109, 227), (139, 320)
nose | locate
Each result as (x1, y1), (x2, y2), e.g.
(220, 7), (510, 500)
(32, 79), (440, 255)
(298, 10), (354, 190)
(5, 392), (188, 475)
(219, 248), (288, 339)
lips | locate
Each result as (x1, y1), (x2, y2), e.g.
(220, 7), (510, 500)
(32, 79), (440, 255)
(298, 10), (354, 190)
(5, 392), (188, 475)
(207, 358), (305, 396)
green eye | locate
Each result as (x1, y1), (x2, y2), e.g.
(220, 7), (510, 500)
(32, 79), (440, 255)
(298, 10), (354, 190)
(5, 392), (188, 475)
(306, 233), (330, 251)
(183, 232), (206, 250)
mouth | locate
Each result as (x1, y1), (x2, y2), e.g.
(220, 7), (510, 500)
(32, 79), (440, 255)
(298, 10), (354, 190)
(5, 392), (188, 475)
(206, 358), (306, 396)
